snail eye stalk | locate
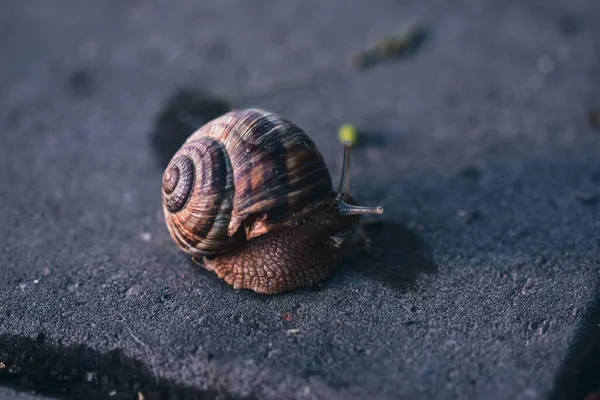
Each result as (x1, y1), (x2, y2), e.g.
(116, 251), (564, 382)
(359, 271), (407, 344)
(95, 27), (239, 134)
(337, 141), (352, 194)
(338, 203), (384, 216)
(336, 141), (384, 216)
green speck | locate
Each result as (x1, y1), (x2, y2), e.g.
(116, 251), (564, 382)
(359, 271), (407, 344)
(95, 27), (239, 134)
(338, 124), (360, 146)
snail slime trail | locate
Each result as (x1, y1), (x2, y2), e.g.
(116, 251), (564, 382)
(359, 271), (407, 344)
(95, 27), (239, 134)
(162, 108), (384, 294)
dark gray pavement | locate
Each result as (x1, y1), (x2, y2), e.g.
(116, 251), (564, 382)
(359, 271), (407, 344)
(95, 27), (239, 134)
(1, 0), (600, 399)
(0, 387), (54, 400)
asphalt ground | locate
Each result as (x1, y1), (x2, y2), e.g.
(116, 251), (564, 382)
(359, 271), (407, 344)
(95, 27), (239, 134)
(1, 0), (599, 399)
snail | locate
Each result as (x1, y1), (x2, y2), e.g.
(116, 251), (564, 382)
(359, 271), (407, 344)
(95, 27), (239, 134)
(161, 108), (383, 294)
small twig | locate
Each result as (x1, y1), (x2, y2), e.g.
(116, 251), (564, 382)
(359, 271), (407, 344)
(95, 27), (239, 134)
(123, 321), (150, 352)
(119, 314), (159, 386)
(350, 26), (428, 69)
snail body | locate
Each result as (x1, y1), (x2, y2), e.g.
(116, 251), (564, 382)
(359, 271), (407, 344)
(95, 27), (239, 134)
(162, 108), (383, 294)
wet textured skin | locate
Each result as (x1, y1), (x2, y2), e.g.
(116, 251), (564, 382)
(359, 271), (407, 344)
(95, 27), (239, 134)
(203, 195), (360, 294)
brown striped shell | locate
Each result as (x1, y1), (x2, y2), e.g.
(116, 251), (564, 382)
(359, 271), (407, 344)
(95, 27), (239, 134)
(161, 108), (334, 256)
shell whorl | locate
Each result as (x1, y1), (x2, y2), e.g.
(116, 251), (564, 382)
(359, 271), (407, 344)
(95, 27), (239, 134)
(162, 137), (236, 255)
(162, 108), (334, 256)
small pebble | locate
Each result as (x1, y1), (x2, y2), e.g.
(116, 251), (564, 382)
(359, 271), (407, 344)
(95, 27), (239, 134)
(0, 362), (5, 369)
(521, 277), (534, 295)
(85, 372), (96, 382)
(33, 279), (39, 284)
(140, 232), (152, 242)
(125, 285), (142, 297)
(571, 307), (578, 319)
(287, 328), (300, 335)
(67, 282), (79, 292)
(537, 321), (549, 336)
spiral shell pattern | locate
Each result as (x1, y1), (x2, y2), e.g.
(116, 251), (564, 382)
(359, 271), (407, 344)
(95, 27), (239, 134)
(162, 109), (334, 256)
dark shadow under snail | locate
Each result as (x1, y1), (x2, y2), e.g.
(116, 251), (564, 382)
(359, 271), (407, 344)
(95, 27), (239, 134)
(161, 108), (383, 294)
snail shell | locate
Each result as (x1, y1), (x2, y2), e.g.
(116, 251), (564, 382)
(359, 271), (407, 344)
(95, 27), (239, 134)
(162, 108), (333, 255)
(162, 108), (383, 294)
